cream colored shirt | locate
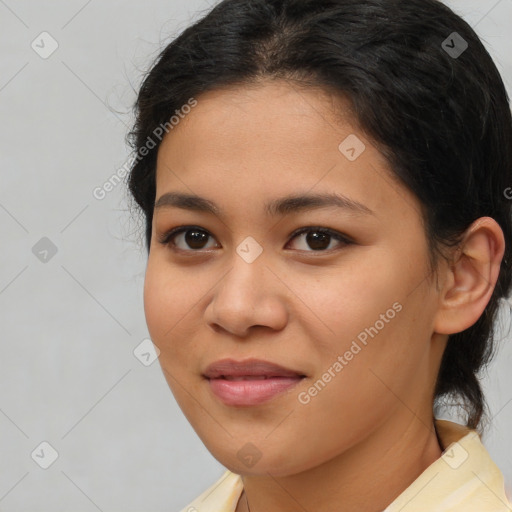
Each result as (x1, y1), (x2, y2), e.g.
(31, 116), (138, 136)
(178, 419), (512, 511)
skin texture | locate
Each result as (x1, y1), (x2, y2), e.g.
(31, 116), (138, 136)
(143, 79), (505, 512)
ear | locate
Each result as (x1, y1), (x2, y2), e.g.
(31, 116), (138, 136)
(433, 217), (505, 335)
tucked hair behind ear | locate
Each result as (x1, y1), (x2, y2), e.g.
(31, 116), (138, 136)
(127, 0), (512, 434)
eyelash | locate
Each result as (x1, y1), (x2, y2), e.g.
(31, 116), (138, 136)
(157, 225), (353, 254)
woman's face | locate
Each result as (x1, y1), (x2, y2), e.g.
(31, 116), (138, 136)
(144, 80), (447, 476)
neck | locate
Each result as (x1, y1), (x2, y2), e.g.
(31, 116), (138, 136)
(237, 414), (443, 512)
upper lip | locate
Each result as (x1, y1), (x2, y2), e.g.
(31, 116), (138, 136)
(203, 358), (306, 379)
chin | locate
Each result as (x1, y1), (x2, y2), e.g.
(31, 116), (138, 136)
(208, 446), (315, 478)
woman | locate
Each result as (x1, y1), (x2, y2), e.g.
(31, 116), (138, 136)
(127, 0), (512, 510)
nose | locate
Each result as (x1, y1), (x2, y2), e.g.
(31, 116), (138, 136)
(204, 250), (289, 338)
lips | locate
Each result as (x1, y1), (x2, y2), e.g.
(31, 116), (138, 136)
(203, 358), (306, 406)
(202, 358), (306, 379)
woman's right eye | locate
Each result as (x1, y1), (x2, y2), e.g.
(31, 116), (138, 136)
(158, 226), (219, 251)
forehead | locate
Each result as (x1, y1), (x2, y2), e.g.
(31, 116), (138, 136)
(154, 80), (418, 223)
(162, 80), (358, 148)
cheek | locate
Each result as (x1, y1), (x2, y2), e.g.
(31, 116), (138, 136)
(303, 254), (432, 389)
(143, 262), (199, 404)
(143, 257), (189, 333)
(296, 265), (403, 353)
(143, 259), (190, 353)
(143, 257), (210, 368)
(143, 262), (167, 340)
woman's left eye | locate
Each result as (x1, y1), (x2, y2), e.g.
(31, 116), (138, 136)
(287, 227), (352, 252)
(158, 226), (351, 253)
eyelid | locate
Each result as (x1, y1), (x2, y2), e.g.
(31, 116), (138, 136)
(157, 225), (352, 252)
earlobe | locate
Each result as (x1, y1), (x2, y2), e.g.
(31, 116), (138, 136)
(434, 217), (505, 335)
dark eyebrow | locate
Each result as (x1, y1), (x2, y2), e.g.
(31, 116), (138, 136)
(154, 191), (374, 217)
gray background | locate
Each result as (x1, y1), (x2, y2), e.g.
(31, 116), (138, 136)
(1, 0), (511, 510)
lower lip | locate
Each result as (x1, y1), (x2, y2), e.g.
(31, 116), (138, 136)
(207, 376), (304, 406)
